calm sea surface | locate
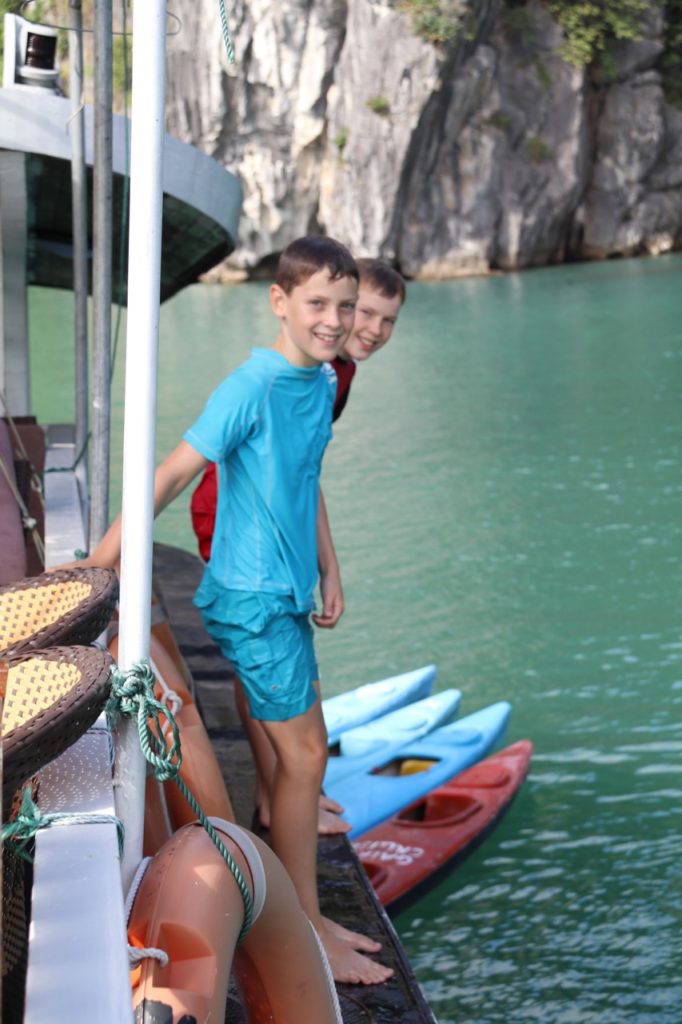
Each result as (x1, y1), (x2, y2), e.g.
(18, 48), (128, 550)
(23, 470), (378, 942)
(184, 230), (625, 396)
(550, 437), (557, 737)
(31, 254), (682, 1023)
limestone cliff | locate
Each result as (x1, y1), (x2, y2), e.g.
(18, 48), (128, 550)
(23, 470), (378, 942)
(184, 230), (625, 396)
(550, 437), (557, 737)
(165, 0), (682, 277)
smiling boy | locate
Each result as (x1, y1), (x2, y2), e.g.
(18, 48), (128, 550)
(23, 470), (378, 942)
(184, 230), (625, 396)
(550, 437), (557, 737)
(191, 258), (406, 562)
(77, 236), (392, 985)
(191, 258), (407, 838)
(331, 257), (405, 419)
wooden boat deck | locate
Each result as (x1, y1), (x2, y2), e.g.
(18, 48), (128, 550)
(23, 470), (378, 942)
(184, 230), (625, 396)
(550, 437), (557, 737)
(152, 542), (436, 1024)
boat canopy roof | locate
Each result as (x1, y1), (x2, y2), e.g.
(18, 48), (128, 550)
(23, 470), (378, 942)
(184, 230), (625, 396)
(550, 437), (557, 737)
(0, 87), (242, 304)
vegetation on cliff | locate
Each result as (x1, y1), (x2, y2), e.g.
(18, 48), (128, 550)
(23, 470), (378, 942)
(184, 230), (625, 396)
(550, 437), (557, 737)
(660, 0), (682, 104)
(397, 0), (681, 105)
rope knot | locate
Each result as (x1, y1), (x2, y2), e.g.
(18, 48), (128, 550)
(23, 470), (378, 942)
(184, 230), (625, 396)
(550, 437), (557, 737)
(109, 660), (254, 940)
(1, 787), (125, 861)
(108, 660), (182, 783)
(2, 788), (44, 860)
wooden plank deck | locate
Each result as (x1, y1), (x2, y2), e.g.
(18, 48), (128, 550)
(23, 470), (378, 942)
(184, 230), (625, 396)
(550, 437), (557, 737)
(152, 542), (437, 1024)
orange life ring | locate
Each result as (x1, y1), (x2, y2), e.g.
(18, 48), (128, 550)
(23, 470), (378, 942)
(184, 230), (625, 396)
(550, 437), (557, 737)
(150, 591), (195, 694)
(128, 819), (342, 1024)
(142, 774), (173, 857)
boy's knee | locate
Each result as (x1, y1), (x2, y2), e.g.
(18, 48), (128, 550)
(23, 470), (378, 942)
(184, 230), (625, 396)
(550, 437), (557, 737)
(281, 734), (326, 782)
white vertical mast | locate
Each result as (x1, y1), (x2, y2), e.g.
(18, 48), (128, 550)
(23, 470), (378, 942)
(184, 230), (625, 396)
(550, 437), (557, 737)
(115, 0), (168, 893)
(90, 0), (112, 545)
(68, 0), (89, 540)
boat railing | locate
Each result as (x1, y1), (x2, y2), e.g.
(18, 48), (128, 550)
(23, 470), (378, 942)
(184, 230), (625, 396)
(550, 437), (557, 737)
(23, 438), (131, 1021)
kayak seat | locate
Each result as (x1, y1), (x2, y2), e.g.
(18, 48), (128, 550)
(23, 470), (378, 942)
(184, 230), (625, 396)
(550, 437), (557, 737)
(399, 758), (437, 776)
(372, 757), (440, 777)
(396, 793), (481, 828)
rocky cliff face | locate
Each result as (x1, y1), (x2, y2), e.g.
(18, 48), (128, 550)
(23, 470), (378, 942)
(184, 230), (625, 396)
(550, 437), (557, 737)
(165, 0), (682, 277)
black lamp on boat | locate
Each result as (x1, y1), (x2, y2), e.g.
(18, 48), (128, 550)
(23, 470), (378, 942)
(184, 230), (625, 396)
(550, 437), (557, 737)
(2, 13), (61, 92)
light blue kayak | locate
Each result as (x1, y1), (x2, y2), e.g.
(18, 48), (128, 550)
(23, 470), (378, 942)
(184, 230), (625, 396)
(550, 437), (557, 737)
(324, 687), (461, 788)
(322, 665), (436, 746)
(325, 701), (512, 839)
(329, 688), (461, 771)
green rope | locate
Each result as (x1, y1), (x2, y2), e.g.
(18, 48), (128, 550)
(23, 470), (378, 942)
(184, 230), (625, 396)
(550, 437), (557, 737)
(109, 660), (254, 941)
(108, 660), (183, 782)
(2, 787), (124, 862)
(219, 0), (235, 64)
(44, 431), (91, 474)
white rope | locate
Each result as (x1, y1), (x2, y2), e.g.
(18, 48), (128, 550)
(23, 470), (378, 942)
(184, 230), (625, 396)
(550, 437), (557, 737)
(150, 655), (184, 730)
(124, 856), (152, 923)
(125, 855), (170, 969)
(308, 919), (344, 1024)
(129, 944), (169, 969)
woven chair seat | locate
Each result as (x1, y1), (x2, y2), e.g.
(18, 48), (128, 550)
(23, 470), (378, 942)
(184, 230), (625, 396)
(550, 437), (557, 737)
(0, 568), (118, 659)
(1, 645), (114, 811)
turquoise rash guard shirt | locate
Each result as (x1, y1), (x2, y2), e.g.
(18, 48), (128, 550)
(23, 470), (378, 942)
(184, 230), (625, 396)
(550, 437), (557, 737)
(183, 348), (336, 612)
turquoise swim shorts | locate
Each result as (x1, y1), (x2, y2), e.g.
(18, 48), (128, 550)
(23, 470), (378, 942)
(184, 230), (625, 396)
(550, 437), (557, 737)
(194, 582), (319, 722)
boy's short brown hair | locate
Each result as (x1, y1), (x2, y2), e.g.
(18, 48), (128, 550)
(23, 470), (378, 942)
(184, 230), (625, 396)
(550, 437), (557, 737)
(276, 235), (359, 295)
(357, 258), (406, 305)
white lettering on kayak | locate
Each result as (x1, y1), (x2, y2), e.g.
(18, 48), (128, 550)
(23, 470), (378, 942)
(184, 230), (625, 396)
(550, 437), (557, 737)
(353, 839), (425, 867)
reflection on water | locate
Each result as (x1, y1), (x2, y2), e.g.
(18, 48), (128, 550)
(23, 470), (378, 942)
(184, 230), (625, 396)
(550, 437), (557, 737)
(30, 254), (682, 1024)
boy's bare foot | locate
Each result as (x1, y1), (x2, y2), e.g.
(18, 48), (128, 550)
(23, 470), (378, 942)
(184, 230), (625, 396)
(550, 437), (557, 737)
(318, 806), (352, 835)
(323, 915), (382, 953)
(257, 795), (351, 835)
(318, 920), (393, 986)
(320, 794), (344, 814)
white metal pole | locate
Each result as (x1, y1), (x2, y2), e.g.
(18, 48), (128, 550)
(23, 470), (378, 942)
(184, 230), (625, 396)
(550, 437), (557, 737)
(90, 0), (112, 545)
(115, 0), (167, 894)
(68, 0), (89, 542)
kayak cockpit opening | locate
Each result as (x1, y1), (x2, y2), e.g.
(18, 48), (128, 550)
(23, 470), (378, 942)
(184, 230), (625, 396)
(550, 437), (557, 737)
(370, 757), (441, 778)
(397, 793), (482, 827)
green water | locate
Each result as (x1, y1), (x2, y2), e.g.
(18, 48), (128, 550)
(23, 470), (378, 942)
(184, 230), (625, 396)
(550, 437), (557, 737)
(31, 254), (682, 1023)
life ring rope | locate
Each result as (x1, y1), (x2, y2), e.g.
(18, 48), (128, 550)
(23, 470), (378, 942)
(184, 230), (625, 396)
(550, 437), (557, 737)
(125, 856), (170, 970)
(108, 658), (254, 941)
(149, 654), (184, 727)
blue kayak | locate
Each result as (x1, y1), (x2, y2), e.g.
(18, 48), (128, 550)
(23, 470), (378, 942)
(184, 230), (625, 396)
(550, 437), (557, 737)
(339, 688), (462, 759)
(322, 665), (436, 746)
(324, 687), (462, 788)
(325, 701), (512, 839)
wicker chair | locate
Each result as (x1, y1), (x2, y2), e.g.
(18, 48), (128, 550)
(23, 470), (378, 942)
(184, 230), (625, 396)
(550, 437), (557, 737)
(0, 568), (118, 659)
(1, 645), (114, 810)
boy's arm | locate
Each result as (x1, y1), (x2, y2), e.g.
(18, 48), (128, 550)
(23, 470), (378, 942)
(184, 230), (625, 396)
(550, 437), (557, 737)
(313, 486), (344, 628)
(75, 441), (208, 570)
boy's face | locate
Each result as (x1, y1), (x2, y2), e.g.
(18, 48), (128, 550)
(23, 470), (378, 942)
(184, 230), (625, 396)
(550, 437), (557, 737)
(270, 270), (358, 368)
(340, 286), (403, 362)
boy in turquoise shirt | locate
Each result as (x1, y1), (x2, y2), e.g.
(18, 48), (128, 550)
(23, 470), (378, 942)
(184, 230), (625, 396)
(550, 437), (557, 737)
(81, 235), (392, 986)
